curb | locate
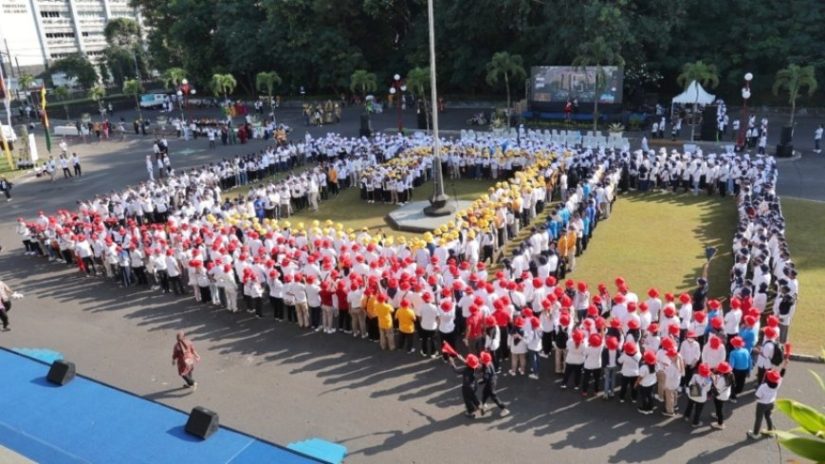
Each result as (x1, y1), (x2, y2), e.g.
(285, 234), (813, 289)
(789, 353), (824, 364)
(775, 151), (802, 162)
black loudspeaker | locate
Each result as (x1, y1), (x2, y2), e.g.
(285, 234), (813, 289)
(47, 360), (76, 386)
(699, 105), (718, 141)
(780, 126), (794, 145)
(359, 114), (372, 137)
(185, 406), (219, 440)
(776, 144), (794, 157)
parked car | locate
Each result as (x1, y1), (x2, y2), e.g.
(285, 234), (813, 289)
(140, 93), (167, 109)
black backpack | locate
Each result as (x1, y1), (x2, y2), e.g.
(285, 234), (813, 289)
(767, 341), (784, 366)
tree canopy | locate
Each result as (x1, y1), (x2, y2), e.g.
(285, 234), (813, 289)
(131, 0), (825, 102)
(51, 53), (98, 90)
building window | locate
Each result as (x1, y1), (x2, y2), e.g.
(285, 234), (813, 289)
(45, 32), (76, 39)
(40, 10), (61, 18)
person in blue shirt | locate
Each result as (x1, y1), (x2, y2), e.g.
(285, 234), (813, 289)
(727, 335), (752, 402)
(739, 315), (758, 353)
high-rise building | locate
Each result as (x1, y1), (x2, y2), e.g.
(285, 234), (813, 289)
(0, 0), (143, 76)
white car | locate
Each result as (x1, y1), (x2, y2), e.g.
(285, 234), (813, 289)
(140, 93), (167, 109)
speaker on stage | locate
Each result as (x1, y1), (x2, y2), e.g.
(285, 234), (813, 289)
(47, 360), (76, 386)
(359, 114), (372, 138)
(185, 406), (219, 440)
(699, 105), (718, 141)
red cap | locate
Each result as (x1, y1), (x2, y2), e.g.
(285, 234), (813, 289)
(613, 294), (625, 304)
(664, 306), (676, 318)
(610, 318), (621, 329)
(764, 326), (779, 339)
(730, 336), (745, 348)
(627, 319), (640, 330)
(480, 351), (493, 366)
(698, 363), (711, 377)
(559, 314), (570, 326)
(647, 288), (659, 298)
(709, 336), (722, 349)
(643, 351), (656, 365)
(465, 354), (480, 369)
(765, 369), (782, 383)
(693, 311), (706, 323)
(679, 293), (691, 304)
(766, 315), (780, 328)
(514, 316), (525, 328)
(743, 315), (757, 327)
(647, 322), (659, 334)
(572, 329), (585, 343)
(623, 341), (638, 355)
(711, 316), (723, 330)
(716, 362), (732, 374)
(606, 336), (619, 350)
(577, 281), (587, 292)
(588, 333), (602, 347)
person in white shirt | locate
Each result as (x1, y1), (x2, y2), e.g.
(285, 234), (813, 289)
(581, 333), (603, 396)
(347, 283), (366, 339)
(679, 331), (701, 389)
(710, 362), (734, 430)
(165, 250), (185, 295)
(748, 366), (786, 439)
(684, 363), (713, 427)
(617, 341), (641, 403)
(509, 317), (529, 376)
(221, 264), (239, 312)
(661, 347), (684, 416)
(561, 329), (586, 389)
(418, 293), (439, 357)
(635, 351), (658, 414)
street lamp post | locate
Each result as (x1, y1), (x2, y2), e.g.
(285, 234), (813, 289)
(177, 78), (196, 122)
(389, 74), (407, 133)
(736, 72), (753, 151)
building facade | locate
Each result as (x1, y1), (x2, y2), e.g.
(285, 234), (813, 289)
(0, 0), (142, 76)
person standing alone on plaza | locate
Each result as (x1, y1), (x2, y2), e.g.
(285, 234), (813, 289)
(814, 124), (823, 154)
(172, 331), (201, 390)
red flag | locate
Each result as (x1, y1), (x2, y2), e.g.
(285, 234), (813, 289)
(784, 343), (792, 359)
(441, 341), (458, 358)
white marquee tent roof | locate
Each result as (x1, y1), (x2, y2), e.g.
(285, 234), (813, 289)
(672, 80), (716, 105)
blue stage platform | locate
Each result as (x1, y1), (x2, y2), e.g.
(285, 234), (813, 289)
(0, 348), (323, 464)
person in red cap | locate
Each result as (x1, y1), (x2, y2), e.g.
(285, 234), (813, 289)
(437, 300), (457, 361)
(683, 363), (713, 427)
(561, 329), (586, 389)
(483, 316), (502, 370)
(448, 353), (481, 418)
(617, 341), (641, 402)
(727, 336), (752, 402)
(747, 365), (787, 439)
(635, 351), (658, 414)
(710, 362), (734, 429)
(661, 346), (684, 416)
(601, 336), (621, 399)
(754, 326), (784, 383)
(479, 351), (508, 416)
(679, 330), (701, 391)
(581, 333), (604, 397)
(553, 314), (570, 375)
(509, 316), (529, 376)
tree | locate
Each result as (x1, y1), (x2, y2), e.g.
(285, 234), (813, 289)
(88, 84), (106, 119)
(350, 69), (377, 112)
(255, 71), (282, 110)
(406, 66), (431, 130)
(123, 79), (144, 122)
(51, 54), (98, 90)
(485, 52), (526, 115)
(772, 64), (817, 127)
(676, 60), (719, 141)
(161, 67), (187, 90)
(17, 73), (35, 105)
(104, 18), (142, 48)
(52, 86), (71, 120)
(210, 73), (237, 102)
(572, 37), (625, 131)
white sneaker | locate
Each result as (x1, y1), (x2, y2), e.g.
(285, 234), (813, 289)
(529, 374), (539, 380)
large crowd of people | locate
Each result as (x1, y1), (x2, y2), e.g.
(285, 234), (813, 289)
(16, 130), (797, 438)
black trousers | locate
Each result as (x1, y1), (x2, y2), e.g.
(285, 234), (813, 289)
(753, 402), (774, 433)
(310, 306), (322, 328)
(133, 266), (148, 285)
(367, 316), (380, 340)
(462, 386), (480, 414)
(169, 275), (185, 295)
(481, 385), (506, 409)
(399, 332), (415, 352)
(419, 329), (436, 356)
(562, 364), (583, 388)
(684, 398), (705, 425)
(0, 307), (8, 329)
(639, 384), (655, 411)
(181, 371), (195, 386)
(619, 375), (639, 401)
(270, 296), (284, 319)
(714, 398), (726, 425)
(732, 369), (748, 399)
(338, 311), (351, 331)
(157, 270), (170, 293)
(581, 367), (601, 393)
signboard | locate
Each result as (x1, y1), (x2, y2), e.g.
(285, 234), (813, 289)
(530, 66), (623, 104)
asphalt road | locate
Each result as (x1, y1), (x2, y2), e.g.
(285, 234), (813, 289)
(0, 107), (823, 464)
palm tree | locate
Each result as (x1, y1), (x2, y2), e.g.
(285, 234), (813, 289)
(772, 64), (817, 127)
(123, 78), (143, 122)
(210, 73), (237, 104)
(255, 71), (282, 110)
(406, 66), (431, 130)
(17, 73), (35, 107)
(572, 37), (625, 132)
(485, 52), (527, 117)
(161, 67), (187, 90)
(53, 85), (71, 120)
(350, 69), (377, 113)
(676, 60), (719, 141)
(88, 84), (107, 120)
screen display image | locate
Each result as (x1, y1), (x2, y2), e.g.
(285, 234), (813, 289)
(531, 66), (623, 104)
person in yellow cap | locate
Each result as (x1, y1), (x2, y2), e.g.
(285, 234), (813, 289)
(395, 299), (417, 353)
(375, 293), (395, 350)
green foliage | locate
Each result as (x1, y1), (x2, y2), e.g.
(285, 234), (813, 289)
(407, 66), (431, 129)
(51, 54), (98, 90)
(677, 60), (719, 140)
(485, 52), (526, 111)
(572, 37), (624, 131)
(773, 352), (825, 463)
(350, 70), (377, 96)
(104, 18), (141, 48)
(17, 73), (35, 91)
(122, 79), (142, 96)
(87, 84), (106, 104)
(210, 73), (237, 99)
(773, 64), (818, 125)
(255, 71), (282, 103)
(52, 86), (69, 101)
(161, 67), (187, 90)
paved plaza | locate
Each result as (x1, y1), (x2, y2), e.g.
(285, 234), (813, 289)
(0, 108), (823, 463)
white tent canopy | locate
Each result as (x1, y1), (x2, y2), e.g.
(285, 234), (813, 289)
(672, 80), (716, 105)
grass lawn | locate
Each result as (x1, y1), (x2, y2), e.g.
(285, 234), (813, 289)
(570, 191), (736, 311)
(231, 173), (494, 240)
(781, 198), (825, 355)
